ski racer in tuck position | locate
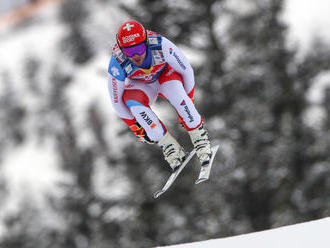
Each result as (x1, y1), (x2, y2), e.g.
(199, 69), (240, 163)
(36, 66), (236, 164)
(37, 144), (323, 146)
(108, 20), (212, 170)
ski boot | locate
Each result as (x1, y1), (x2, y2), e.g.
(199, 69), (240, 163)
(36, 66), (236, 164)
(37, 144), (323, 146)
(188, 123), (212, 166)
(158, 132), (186, 171)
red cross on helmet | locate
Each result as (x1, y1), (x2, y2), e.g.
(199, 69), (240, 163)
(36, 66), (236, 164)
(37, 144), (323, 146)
(116, 20), (148, 48)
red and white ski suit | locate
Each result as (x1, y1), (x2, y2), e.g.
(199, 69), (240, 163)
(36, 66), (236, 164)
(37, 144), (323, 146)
(108, 31), (203, 142)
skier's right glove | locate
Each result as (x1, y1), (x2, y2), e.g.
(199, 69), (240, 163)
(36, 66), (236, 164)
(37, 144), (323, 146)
(129, 122), (155, 144)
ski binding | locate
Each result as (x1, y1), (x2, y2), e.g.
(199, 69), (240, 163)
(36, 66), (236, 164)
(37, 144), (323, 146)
(195, 144), (220, 184)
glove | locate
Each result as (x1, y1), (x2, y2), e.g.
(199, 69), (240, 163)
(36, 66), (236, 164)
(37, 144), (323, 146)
(129, 122), (155, 144)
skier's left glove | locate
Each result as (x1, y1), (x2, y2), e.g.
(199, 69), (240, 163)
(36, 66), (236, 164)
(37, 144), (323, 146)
(129, 122), (155, 144)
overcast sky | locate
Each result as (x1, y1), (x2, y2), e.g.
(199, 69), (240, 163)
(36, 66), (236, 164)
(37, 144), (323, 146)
(0, 0), (29, 14)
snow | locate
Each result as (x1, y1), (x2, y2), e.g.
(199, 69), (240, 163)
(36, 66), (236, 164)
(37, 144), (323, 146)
(307, 71), (330, 104)
(157, 218), (330, 248)
(0, 1), (124, 237)
(0, 138), (70, 236)
(0, 2), (65, 235)
(284, 0), (330, 53)
(303, 70), (330, 128)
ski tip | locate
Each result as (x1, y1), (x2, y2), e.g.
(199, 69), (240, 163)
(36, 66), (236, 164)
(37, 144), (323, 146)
(195, 178), (208, 184)
(153, 190), (165, 199)
(212, 144), (220, 152)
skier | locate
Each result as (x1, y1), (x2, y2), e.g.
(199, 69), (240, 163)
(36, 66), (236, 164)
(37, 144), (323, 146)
(108, 20), (212, 170)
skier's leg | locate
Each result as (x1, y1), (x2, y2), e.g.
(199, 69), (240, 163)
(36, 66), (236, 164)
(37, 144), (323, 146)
(160, 79), (202, 130)
(158, 66), (202, 130)
(123, 89), (165, 142)
(122, 83), (185, 169)
(158, 68), (212, 165)
(187, 123), (212, 165)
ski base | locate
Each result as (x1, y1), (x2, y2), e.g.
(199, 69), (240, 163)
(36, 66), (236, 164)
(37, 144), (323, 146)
(195, 145), (220, 184)
(154, 149), (196, 198)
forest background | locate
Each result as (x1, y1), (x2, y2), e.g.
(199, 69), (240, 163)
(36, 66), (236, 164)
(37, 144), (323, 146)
(0, 0), (329, 247)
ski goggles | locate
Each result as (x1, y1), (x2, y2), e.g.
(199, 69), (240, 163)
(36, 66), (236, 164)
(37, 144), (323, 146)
(121, 43), (147, 58)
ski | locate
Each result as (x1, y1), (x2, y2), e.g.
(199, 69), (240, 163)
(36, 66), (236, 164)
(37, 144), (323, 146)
(153, 149), (196, 198)
(195, 145), (220, 184)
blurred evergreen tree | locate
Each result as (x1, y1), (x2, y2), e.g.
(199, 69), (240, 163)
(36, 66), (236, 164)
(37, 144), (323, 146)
(0, 71), (26, 147)
(195, 0), (330, 232)
(1, 0), (330, 247)
(0, 196), (63, 248)
(119, 0), (330, 246)
(59, 0), (94, 64)
(0, 1), (122, 246)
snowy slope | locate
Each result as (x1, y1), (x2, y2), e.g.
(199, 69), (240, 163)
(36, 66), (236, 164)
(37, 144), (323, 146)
(157, 218), (330, 248)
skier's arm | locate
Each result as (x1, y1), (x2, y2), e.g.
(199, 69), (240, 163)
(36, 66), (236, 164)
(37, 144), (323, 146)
(108, 56), (135, 125)
(162, 37), (195, 100)
(107, 76), (134, 122)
